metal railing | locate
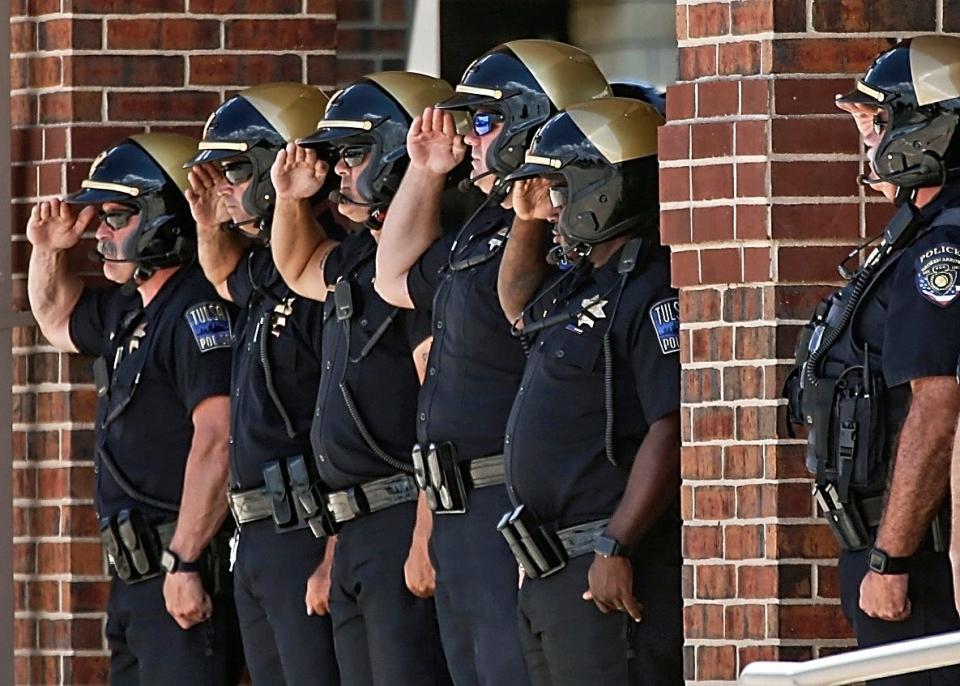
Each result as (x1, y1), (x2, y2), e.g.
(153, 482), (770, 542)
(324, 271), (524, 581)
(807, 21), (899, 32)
(737, 631), (960, 686)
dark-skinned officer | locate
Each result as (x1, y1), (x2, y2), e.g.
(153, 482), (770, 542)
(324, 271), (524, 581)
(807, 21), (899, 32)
(26, 134), (242, 685)
(268, 72), (454, 686)
(496, 97), (683, 686)
(373, 41), (610, 686)
(786, 35), (960, 686)
(183, 83), (341, 686)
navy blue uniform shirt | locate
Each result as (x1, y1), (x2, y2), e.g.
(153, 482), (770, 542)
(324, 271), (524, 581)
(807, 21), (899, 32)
(406, 206), (527, 460)
(69, 264), (233, 521)
(226, 246), (325, 490)
(504, 244), (680, 528)
(311, 230), (432, 490)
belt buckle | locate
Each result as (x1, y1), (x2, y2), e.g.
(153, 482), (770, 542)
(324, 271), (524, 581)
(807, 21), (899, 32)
(326, 491), (355, 523)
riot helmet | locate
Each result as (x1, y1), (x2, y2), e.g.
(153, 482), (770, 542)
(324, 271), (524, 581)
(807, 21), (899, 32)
(65, 133), (198, 273)
(183, 82), (332, 232)
(436, 40), (611, 179)
(837, 35), (960, 191)
(506, 97), (663, 247)
(298, 71), (466, 210)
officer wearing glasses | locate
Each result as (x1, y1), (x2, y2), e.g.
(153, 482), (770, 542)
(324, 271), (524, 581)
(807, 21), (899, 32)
(497, 98), (683, 686)
(373, 41), (611, 686)
(26, 134), (243, 685)
(268, 72), (456, 686)
(183, 83), (341, 686)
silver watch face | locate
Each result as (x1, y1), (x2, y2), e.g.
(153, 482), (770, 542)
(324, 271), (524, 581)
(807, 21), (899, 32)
(160, 549), (176, 573)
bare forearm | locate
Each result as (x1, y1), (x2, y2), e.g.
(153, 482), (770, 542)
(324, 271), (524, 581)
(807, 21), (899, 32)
(375, 168), (446, 307)
(169, 427), (230, 561)
(196, 224), (248, 298)
(411, 490), (433, 544)
(271, 198), (335, 300)
(605, 412), (681, 547)
(497, 217), (551, 326)
(28, 247), (82, 351)
(877, 378), (959, 556)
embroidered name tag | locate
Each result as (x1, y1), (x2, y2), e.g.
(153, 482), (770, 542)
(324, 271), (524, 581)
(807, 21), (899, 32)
(916, 243), (960, 307)
(184, 302), (233, 352)
(649, 298), (680, 355)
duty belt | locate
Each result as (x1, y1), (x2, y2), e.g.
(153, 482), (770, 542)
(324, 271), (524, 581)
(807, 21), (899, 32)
(412, 442), (506, 514)
(498, 503), (610, 580)
(100, 516), (177, 584)
(462, 454), (507, 489)
(228, 487), (274, 525)
(326, 473), (419, 524)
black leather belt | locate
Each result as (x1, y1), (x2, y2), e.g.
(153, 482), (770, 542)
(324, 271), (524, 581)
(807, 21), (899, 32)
(557, 519), (611, 558)
(326, 474), (419, 524)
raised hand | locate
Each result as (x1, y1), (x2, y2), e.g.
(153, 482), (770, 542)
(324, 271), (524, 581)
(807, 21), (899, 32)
(512, 178), (555, 221)
(407, 107), (467, 175)
(272, 142), (330, 201)
(26, 199), (95, 252)
(186, 163), (228, 228)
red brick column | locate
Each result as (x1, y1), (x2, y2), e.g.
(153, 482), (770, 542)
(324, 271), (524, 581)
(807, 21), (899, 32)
(9, 2), (352, 682)
(664, 2), (954, 682)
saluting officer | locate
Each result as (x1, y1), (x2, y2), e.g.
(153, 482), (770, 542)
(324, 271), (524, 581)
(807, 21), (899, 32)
(786, 36), (960, 686)
(374, 40), (610, 686)
(183, 83), (341, 686)
(497, 98), (683, 685)
(26, 134), (243, 685)
(268, 72), (454, 686)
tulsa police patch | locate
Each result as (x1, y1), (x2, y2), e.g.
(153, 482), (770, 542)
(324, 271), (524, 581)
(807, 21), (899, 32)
(649, 297), (680, 355)
(915, 243), (960, 307)
(184, 302), (232, 353)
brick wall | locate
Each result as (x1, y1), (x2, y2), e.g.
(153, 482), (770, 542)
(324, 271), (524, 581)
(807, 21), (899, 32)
(9, 1), (416, 682)
(664, 1), (954, 683)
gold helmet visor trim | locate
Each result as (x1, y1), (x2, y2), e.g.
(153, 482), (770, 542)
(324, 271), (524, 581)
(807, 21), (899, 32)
(523, 154), (563, 169)
(198, 141), (250, 152)
(81, 180), (142, 197)
(856, 80), (886, 103)
(316, 119), (374, 131)
(455, 84), (504, 100)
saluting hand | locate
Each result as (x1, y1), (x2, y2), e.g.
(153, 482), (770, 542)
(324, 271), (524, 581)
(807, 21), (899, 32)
(186, 163), (228, 230)
(835, 99), (883, 149)
(163, 571), (213, 630)
(859, 570), (911, 621)
(272, 142), (330, 201)
(512, 178), (554, 222)
(26, 199), (95, 251)
(583, 555), (643, 623)
(407, 107), (467, 175)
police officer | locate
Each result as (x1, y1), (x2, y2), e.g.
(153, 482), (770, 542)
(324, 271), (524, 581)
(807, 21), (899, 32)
(373, 41), (610, 686)
(786, 35), (960, 686)
(496, 97), (683, 685)
(182, 83), (341, 686)
(268, 72), (454, 686)
(25, 134), (242, 685)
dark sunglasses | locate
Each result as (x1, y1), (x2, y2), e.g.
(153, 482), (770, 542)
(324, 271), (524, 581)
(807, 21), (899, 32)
(472, 112), (504, 137)
(97, 208), (139, 230)
(339, 146), (369, 169)
(221, 160), (254, 186)
(548, 186), (568, 209)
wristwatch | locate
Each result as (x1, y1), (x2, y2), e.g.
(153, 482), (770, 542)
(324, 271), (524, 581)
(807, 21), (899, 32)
(866, 547), (911, 575)
(160, 548), (203, 574)
(594, 534), (632, 559)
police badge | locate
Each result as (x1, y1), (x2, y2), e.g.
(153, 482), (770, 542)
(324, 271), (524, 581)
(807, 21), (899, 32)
(915, 243), (960, 307)
(649, 298), (680, 355)
(184, 302), (233, 352)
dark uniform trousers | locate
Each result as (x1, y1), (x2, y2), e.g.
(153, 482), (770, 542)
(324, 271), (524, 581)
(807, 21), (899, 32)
(430, 486), (530, 686)
(233, 519), (340, 686)
(106, 575), (243, 686)
(328, 501), (450, 686)
(839, 545), (960, 686)
(517, 554), (683, 686)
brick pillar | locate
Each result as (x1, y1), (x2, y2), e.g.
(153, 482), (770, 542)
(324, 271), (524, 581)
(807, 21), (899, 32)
(664, 2), (954, 683)
(10, 2), (349, 682)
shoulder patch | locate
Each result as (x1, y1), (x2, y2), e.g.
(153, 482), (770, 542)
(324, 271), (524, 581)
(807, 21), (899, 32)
(649, 297), (680, 355)
(184, 302), (233, 353)
(915, 243), (960, 307)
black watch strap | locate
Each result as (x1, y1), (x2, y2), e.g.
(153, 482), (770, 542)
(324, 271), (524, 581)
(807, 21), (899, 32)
(160, 548), (203, 574)
(594, 534), (631, 558)
(867, 547), (911, 575)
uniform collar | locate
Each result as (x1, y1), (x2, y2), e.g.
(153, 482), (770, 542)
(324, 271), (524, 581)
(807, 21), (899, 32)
(921, 180), (960, 221)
